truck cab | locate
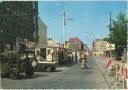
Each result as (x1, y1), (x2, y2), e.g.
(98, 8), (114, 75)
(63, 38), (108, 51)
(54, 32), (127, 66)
(35, 47), (58, 72)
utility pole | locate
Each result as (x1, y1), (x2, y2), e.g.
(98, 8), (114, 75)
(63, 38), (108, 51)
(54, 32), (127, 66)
(61, 2), (65, 43)
(109, 12), (112, 43)
(61, 2), (73, 43)
(109, 12), (112, 58)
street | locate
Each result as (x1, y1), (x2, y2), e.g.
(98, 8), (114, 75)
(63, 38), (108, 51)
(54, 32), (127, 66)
(0, 1), (127, 89)
(1, 56), (109, 89)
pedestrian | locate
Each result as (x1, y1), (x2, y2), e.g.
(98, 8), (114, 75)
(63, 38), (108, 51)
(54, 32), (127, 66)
(80, 51), (87, 69)
(77, 52), (80, 61)
(85, 51), (88, 69)
(75, 52), (78, 63)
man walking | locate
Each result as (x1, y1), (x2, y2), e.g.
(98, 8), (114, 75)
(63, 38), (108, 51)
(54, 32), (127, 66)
(80, 51), (87, 69)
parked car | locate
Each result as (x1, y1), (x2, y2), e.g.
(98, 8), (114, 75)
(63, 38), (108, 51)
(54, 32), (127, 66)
(35, 47), (58, 72)
(0, 50), (37, 79)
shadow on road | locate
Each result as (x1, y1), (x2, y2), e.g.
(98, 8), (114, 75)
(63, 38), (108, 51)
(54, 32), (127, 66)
(54, 69), (63, 72)
(1, 73), (49, 80)
(60, 62), (78, 67)
(18, 73), (49, 80)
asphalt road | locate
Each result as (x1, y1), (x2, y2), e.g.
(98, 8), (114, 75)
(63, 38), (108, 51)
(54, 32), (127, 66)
(1, 56), (109, 89)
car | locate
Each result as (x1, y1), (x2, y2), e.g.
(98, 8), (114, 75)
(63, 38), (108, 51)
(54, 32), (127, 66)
(35, 47), (58, 72)
(0, 50), (37, 79)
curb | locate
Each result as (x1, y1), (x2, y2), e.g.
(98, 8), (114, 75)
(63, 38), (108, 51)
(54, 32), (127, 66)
(94, 56), (112, 89)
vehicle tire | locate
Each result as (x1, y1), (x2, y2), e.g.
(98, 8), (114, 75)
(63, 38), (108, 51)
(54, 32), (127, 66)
(25, 71), (34, 77)
(51, 67), (56, 72)
(46, 66), (52, 72)
(25, 60), (34, 77)
(9, 67), (18, 79)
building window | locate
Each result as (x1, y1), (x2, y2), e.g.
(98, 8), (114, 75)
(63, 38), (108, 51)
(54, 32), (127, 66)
(32, 2), (35, 9)
(18, 24), (20, 36)
(0, 17), (3, 31)
(12, 23), (15, 34)
(6, 21), (9, 33)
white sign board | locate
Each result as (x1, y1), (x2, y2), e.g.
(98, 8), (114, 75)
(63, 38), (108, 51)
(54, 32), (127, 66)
(97, 41), (109, 51)
(107, 44), (115, 50)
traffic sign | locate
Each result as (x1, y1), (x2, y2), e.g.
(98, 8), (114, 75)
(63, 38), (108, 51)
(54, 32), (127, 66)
(107, 44), (115, 50)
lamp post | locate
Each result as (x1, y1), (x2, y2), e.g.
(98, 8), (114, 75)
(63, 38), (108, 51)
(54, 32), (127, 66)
(62, 2), (73, 43)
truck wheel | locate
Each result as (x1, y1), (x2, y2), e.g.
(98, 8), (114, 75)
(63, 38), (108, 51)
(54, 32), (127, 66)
(9, 67), (18, 79)
(46, 66), (52, 72)
(51, 67), (56, 72)
(25, 71), (34, 77)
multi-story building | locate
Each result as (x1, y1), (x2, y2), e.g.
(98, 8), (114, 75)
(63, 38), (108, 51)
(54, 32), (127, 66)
(0, 1), (38, 53)
(37, 17), (47, 48)
(92, 39), (108, 55)
(64, 41), (70, 49)
(47, 38), (60, 47)
(68, 37), (85, 52)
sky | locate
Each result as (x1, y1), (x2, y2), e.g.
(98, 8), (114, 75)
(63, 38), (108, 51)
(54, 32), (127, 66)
(38, 1), (127, 49)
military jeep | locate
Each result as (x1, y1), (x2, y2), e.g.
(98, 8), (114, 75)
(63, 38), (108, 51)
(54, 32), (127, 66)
(0, 51), (37, 79)
(35, 47), (58, 72)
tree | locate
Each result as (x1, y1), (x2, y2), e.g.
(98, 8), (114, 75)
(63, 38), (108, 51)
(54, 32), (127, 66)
(110, 12), (127, 57)
(102, 37), (110, 42)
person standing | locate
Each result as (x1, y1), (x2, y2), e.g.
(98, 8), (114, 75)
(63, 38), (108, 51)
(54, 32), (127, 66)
(77, 52), (80, 61)
(80, 51), (87, 69)
(75, 52), (78, 63)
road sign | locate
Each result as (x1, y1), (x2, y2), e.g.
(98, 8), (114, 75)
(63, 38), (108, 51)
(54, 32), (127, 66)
(107, 44), (115, 50)
(97, 41), (108, 51)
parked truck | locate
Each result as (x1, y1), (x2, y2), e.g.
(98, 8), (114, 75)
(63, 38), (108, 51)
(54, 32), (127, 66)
(35, 47), (58, 72)
(0, 41), (37, 79)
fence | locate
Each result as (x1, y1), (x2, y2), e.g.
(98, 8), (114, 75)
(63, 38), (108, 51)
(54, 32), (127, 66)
(104, 57), (127, 89)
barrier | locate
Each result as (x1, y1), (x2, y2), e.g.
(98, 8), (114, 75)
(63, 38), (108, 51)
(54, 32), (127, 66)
(104, 58), (127, 89)
(104, 58), (116, 75)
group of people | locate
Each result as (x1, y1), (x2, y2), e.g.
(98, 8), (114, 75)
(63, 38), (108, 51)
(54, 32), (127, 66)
(58, 49), (88, 69)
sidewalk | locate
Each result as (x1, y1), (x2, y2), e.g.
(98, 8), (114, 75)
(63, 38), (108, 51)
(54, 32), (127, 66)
(94, 56), (124, 89)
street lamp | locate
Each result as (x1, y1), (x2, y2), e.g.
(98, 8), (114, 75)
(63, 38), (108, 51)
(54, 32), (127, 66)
(62, 2), (73, 43)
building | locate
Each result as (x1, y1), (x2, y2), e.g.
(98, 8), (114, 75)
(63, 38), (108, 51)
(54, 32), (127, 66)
(64, 41), (70, 49)
(0, 1), (38, 53)
(37, 17), (47, 48)
(92, 39), (108, 55)
(68, 37), (85, 52)
(47, 38), (60, 47)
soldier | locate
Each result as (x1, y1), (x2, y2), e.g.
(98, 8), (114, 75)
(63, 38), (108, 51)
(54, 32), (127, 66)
(80, 51), (87, 69)
(75, 52), (77, 63)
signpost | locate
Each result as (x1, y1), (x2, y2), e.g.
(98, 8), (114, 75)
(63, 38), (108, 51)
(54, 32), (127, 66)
(107, 44), (115, 51)
(106, 43), (115, 58)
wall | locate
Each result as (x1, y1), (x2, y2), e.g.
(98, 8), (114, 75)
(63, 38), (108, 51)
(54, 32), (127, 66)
(37, 17), (47, 47)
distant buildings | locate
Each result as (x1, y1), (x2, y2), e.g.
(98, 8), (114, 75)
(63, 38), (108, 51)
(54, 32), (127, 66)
(64, 41), (70, 49)
(37, 17), (47, 48)
(92, 39), (108, 55)
(0, 1), (38, 52)
(47, 38), (60, 47)
(64, 37), (86, 52)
